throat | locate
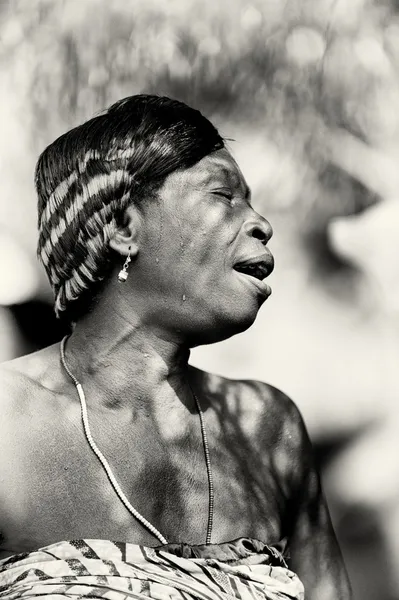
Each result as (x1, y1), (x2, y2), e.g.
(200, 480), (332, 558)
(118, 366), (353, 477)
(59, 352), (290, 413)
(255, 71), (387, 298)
(62, 326), (192, 413)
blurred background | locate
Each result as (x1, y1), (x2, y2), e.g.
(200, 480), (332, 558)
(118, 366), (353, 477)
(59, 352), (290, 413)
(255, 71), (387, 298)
(1, 0), (399, 597)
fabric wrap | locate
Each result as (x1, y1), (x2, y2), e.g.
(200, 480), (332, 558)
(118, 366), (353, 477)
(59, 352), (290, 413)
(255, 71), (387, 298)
(0, 538), (304, 600)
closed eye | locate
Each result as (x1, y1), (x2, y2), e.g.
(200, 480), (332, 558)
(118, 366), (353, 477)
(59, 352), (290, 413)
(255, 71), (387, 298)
(211, 190), (237, 209)
(211, 188), (252, 209)
(212, 190), (233, 200)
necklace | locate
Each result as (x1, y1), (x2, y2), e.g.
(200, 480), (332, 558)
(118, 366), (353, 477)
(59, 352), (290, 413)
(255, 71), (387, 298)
(60, 335), (214, 545)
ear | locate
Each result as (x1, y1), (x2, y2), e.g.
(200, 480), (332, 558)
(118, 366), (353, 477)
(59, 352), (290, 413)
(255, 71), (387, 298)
(109, 205), (141, 258)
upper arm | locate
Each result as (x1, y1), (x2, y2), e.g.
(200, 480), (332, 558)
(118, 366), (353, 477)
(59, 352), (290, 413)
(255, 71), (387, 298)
(269, 388), (352, 600)
(0, 368), (17, 546)
(0, 366), (36, 551)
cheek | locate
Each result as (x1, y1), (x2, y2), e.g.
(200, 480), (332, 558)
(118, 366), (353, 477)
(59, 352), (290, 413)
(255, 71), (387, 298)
(140, 201), (236, 296)
(148, 204), (224, 258)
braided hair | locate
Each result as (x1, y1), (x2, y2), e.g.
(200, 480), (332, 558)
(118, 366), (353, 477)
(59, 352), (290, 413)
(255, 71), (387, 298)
(36, 95), (224, 322)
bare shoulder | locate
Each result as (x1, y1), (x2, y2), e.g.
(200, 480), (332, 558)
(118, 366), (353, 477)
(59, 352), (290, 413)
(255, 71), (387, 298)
(191, 366), (310, 476)
(192, 366), (306, 436)
(0, 344), (60, 420)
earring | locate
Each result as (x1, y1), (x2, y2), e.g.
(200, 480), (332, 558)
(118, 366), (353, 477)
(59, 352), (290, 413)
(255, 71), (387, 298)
(117, 248), (132, 283)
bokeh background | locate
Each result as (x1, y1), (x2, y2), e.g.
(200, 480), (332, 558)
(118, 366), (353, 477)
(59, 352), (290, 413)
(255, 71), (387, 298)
(1, 0), (399, 597)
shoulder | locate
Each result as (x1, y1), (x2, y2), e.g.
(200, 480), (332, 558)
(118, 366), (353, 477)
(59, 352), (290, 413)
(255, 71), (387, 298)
(0, 360), (33, 415)
(194, 365), (302, 416)
(192, 366), (309, 452)
(0, 344), (60, 420)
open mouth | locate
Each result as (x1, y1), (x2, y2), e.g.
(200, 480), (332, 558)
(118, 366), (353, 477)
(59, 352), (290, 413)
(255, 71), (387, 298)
(234, 263), (268, 280)
(233, 257), (273, 281)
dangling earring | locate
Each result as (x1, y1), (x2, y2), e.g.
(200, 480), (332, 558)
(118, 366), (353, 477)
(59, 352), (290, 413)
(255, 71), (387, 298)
(117, 247), (132, 282)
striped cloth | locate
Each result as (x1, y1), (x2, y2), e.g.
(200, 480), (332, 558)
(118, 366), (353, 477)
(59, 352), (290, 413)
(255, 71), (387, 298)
(0, 538), (304, 600)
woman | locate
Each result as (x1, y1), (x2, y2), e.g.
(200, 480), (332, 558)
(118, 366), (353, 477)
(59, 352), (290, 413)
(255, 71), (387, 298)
(0, 96), (351, 599)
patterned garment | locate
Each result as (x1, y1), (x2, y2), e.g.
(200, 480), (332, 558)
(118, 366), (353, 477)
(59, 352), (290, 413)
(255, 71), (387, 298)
(0, 538), (304, 600)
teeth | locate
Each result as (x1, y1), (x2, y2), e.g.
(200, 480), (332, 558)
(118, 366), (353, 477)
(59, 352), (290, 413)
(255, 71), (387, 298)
(235, 264), (265, 280)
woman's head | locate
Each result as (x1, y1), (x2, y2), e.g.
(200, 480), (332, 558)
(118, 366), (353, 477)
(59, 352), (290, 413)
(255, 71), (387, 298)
(36, 94), (224, 321)
(36, 94), (273, 344)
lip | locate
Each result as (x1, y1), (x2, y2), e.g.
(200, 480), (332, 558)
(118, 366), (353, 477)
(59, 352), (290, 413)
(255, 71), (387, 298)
(233, 251), (274, 299)
(235, 271), (272, 298)
(233, 252), (274, 277)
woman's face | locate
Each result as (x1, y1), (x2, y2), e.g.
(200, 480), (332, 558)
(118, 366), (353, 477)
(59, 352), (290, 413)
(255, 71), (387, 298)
(133, 148), (274, 345)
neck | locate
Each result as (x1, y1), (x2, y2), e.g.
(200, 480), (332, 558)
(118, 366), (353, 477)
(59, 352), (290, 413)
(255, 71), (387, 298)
(62, 295), (192, 412)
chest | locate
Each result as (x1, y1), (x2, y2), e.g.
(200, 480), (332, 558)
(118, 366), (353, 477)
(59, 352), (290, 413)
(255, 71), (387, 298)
(0, 405), (289, 556)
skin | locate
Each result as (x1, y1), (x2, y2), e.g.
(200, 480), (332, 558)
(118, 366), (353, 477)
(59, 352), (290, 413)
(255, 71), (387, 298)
(0, 148), (351, 599)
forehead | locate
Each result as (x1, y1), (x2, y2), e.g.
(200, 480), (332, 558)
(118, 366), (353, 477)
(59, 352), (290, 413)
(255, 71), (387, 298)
(165, 148), (249, 192)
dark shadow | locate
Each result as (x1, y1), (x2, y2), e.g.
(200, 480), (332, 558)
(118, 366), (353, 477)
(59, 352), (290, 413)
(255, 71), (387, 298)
(8, 300), (69, 352)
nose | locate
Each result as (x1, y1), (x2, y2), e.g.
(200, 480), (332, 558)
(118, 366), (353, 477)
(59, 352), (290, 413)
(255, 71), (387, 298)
(244, 213), (273, 245)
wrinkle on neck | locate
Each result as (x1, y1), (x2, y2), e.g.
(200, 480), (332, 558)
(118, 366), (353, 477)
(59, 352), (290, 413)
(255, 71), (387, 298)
(63, 285), (193, 413)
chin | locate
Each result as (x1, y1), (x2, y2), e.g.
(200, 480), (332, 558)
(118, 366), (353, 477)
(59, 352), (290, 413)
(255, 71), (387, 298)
(189, 304), (260, 347)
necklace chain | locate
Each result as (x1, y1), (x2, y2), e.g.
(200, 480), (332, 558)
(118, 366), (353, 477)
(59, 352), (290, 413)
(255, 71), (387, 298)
(60, 335), (214, 545)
